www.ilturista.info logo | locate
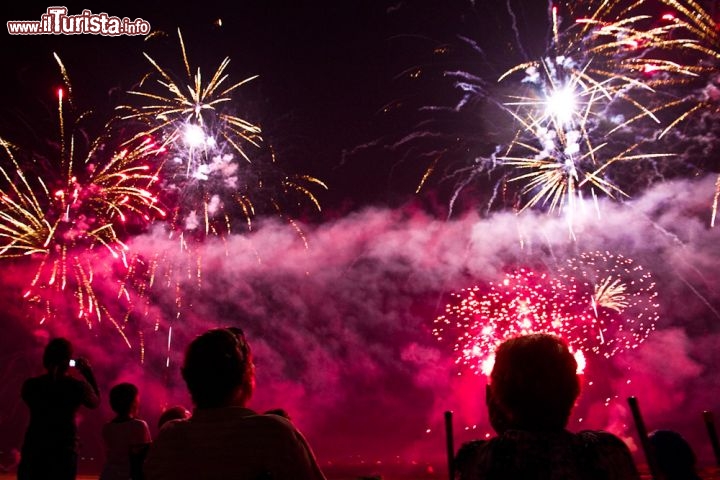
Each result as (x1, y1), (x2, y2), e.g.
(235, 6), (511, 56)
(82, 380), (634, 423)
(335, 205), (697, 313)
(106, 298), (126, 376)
(7, 7), (151, 36)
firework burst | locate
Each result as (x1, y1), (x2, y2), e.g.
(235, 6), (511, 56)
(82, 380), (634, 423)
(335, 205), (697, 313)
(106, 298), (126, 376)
(558, 250), (660, 358)
(496, 0), (718, 216)
(399, 0), (720, 220)
(0, 56), (164, 336)
(120, 30), (326, 239)
(121, 29), (262, 163)
(433, 269), (577, 375)
(432, 251), (659, 375)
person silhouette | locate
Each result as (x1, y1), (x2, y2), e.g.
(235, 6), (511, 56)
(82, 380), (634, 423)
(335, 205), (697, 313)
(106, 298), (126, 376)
(18, 337), (100, 480)
(157, 405), (191, 429)
(649, 430), (702, 480)
(144, 327), (326, 480)
(455, 333), (639, 480)
(99, 382), (152, 480)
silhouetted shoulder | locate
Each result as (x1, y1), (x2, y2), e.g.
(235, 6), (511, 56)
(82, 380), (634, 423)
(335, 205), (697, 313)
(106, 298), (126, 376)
(251, 412), (299, 431)
(146, 408), (325, 480)
(455, 440), (488, 470)
(152, 409), (300, 445)
(20, 376), (38, 400)
(153, 417), (189, 437)
(576, 430), (631, 449)
(21, 374), (95, 406)
(20, 375), (48, 399)
(455, 430), (639, 480)
(576, 430), (638, 479)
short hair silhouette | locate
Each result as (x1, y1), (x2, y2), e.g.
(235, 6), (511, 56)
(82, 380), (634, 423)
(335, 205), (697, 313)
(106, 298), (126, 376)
(181, 328), (254, 408)
(157, 405), (190, 429)
(649, 430), (701, 480)
(109, 382), (139, 416)
(488, 333), (580, 431)
(42, 338), (73, 371)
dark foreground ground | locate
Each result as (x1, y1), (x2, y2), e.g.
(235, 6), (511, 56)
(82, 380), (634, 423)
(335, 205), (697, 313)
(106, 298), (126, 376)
(1, 468), (720, 480)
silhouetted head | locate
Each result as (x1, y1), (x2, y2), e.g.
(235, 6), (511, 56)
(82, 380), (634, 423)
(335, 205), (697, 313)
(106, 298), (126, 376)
(109, 382), (139, 417)
(487, 333), (580, 433)
(181, 328), (255, 409)
(42, 338), (73, 373)
(649, 430), (701, 480)
(158, 405), (191, 428)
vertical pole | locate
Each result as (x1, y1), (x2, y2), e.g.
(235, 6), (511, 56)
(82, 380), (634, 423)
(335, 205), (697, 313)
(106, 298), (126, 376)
(627, 396), (661, 479)
(444, 410), (455, 480)
(703, 411), (720, 467)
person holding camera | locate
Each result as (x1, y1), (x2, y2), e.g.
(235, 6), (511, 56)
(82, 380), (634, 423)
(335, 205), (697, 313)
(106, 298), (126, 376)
(18, 337), (100, 480)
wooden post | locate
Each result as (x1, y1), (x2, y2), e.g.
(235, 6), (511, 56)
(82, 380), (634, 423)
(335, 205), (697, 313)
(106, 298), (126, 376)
(703, 411), (720, 467)
(627, 396), (661, 479)
(444, 410), (455, 480)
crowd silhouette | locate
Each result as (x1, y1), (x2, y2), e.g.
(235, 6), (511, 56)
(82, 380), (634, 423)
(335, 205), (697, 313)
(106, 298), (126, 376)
(15, 332), (716, 480)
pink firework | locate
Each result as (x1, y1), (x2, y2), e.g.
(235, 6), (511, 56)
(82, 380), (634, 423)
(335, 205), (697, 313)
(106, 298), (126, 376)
(433, 269), (577, 375)
(433, 252), (659, 375)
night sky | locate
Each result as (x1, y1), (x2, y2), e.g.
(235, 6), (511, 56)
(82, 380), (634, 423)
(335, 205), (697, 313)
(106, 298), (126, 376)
(1, 1), (720, 477)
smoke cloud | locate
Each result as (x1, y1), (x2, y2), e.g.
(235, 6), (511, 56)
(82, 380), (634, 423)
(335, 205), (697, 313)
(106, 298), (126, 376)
(2, 175), (719, 474)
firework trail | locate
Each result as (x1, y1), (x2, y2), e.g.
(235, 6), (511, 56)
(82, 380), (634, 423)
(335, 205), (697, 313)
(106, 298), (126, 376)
(505, 0), (530, 61)
(432, 251), (659, 376)
(0, 55), (164, 340)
